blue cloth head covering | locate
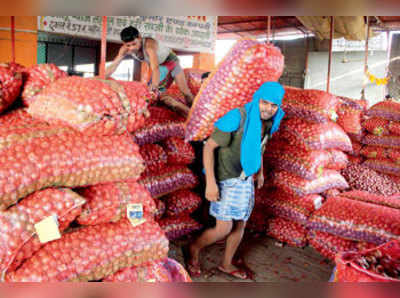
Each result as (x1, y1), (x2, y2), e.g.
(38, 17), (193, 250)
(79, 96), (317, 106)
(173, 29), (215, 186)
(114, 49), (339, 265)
(215, 82), (285, 177)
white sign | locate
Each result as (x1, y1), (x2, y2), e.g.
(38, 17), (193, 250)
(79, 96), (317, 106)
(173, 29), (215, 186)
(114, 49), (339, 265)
(38, 16), (217, 53)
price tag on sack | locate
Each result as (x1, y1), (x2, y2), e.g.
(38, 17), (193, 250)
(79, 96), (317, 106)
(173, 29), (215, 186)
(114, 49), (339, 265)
(34, 215), (61, 244)
(127, 203), (146, 227)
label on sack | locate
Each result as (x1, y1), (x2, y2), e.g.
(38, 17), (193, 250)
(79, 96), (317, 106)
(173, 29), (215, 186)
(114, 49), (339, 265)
(314, 197), (323, 210)
(34, 215), (61, 244)
(127, 203), (146, 227)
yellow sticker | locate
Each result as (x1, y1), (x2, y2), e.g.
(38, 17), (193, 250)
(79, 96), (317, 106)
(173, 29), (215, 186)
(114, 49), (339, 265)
(34, 215), (61, 244)
(127, 203), (146, 227)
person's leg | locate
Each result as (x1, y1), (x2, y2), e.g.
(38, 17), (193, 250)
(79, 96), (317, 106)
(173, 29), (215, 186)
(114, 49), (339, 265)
(189, 219), (233, 265)
(173, 68), (194, 104)
(220, 220), (247, 274)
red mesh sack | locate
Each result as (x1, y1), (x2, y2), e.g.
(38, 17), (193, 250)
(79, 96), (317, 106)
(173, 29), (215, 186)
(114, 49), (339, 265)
(267, 217), (307, 248)
(389, 121), (400, 136)
(367, 101), (400, 121)
(282, 86), (338, 123)
(0, 66), (23, 114)
(0, 120), (144, 210)
(185, 40), (284, 141)
(388, 174), (400, 185)
(363, 117), (391, 136)
(0, 188), (85, 278)
(273, 170), (349, 197)
(154, 198), (166, 221)
(327, 149), (349, 170)
(348, 140), (362, 156)
(139, 166), (198, 198)
(104, 258), (191, 282)
(184, 68), (208, 96)
(308, 196), (400, 245)
(6, 219), (169, 282)
(340, 190), (400, 210)
(27, 77), (151, 136)
(77, 182), (156, 226)
(364, 158), (400, 177)
(335, 240), (400, 282)
(341, 164), (400, 196)
(360, 145), (389, 159)
(2, 62), (25, 74)
(257, 188), (323, 225)
(338, 96), (368, 111)
(308, 230), (373, 262)
(362, 134), (400, 148)
(337, 103), (364, 136)
(163, 85), (188, 105)
(146, 106), (185, 124)
(21, 64), (67, 106)
(162, 137), (195, 165)
(139, 144), (168, 174)
(347, 155), (365, 165)
(133, 122), (185, 145)
(158, 216), (203, 241)
(265, 140), (331, 180)
(164, 190), (202, 217)
(280, 118), (352, 152)
(247, 190), (270, 232)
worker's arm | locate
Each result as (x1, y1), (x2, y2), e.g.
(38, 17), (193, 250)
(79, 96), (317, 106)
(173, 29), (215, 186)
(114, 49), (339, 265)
(144, 39), (160, 91)
(203, 138), (220, 202)
(256, 161), (264, 189)
(105, 44), (129, 78)
(160, 95), (190, 117)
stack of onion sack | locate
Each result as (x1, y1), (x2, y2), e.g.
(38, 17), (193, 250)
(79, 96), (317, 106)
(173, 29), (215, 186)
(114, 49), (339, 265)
(21, 64), (67, 106)
(360, 100), (400, 186)
(6, 219), (169, 282)
(256, 188), (324, 248)
(334, 240), (400, 282)
(132, 106), (185, 145)
(185, 39), (284, 141)
(0, 110), (145, 210)
(27, 76), (152, 136)
(268, 117), (351, 200)
(104, 258), (191, 282)
(308, 195), (400, 249)
(139, 166), (201, 241)
(0, 64), (23, 114)
(157, 190), (203, 241)
(336, 96), (368, 165)
(0, 188), (85, 279)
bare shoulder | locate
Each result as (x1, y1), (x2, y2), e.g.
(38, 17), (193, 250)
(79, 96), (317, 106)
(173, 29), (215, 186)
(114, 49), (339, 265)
(144, 38), (157, 50)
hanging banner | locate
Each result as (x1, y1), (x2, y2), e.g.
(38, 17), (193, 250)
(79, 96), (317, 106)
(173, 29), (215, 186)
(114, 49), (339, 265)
(38, 16), (217, 53)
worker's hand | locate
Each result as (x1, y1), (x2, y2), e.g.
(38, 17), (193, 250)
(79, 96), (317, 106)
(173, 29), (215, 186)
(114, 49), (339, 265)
(117, 44), (131, 59)
(205, 182), (219, 202)
(256, 172), (264, 189)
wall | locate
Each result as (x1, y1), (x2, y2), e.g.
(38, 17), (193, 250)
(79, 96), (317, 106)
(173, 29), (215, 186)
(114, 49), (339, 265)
(274, 37), (313, 88)
(0, 16), (37, 66)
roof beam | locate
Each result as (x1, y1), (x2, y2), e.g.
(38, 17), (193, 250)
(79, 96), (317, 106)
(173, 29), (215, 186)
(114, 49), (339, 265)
(218, 17), (269, 26)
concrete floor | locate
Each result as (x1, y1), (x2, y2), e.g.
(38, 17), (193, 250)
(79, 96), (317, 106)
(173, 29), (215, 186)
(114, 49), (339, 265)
(169, 233), (334, 282)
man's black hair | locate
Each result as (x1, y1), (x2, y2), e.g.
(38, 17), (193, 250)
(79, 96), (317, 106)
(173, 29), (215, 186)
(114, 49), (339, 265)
(201, 72), (211, 80)
(120, 26), (140, 43)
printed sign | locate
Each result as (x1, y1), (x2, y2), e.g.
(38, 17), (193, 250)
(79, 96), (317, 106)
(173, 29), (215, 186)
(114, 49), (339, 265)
(38, 16), (217, 53)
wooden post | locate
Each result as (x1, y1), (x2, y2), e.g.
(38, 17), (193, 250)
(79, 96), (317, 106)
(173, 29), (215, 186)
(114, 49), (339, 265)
(327, 16), (334, 93)
(11, 16), (15, 63)
(361, 16), (370, 99)
(267, 16), (271, 43)
(99, 16), (107, 79)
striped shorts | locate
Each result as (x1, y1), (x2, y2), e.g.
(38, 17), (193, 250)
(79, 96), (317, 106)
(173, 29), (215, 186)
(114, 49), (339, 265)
(209, 176), (255, 222)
